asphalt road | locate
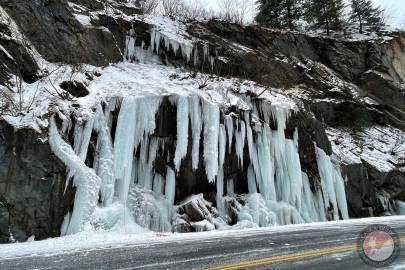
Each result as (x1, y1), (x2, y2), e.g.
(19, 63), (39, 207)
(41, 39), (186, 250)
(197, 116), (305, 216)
(1, 217), (405, 270)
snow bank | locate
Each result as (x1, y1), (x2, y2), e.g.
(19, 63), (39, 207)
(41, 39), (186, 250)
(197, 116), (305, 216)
(1, 216), (404, 260)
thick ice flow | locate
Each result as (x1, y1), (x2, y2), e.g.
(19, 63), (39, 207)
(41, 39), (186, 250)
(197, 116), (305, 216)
(49, 118), (101, 235)
(50, 91), (350, 234)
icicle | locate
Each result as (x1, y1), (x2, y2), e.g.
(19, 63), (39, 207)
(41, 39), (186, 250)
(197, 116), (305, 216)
(235, 120), (246, 168)
(245, 118), (262, 194)
(203, 43), (209, 63)
(225, 115), (234, 153)
(93, 105), (115, 206)
(257, 125), (276, 201)
(247, 165), (257, 194)
(133, 96), (161, 149)
(165, 167), (176, 205)
(174, 96), (189, 172)
(150, 27), (193, 63)
(216, 169), (225, 214)
(150, 29), (161, 55)
(333, 168), (349, 220)
(78, 118), (94, 161)
(124, 29), (136, 61)
(227, 178), (235, 196)
(66, 116), (95, 186)
(137, 136), (153, 190)
(271, 105), (290, 131)
(300, 173), (320, 222)
(285, 138), (303, 209)
(181, 44), (193, 63)
(316, 191), (327, 222)
(202, 101), (220, 183)
(113, 97), (138, 203)
(315, 146), (350, 221)
(271, 128), (287, 202)
(190, 96), (202, 170)
(218, 124), (226, 169)
(49, 117), (101, 235)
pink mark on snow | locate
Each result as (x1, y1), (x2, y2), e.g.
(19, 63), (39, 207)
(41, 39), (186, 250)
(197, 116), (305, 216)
(156, 232), (170, 237)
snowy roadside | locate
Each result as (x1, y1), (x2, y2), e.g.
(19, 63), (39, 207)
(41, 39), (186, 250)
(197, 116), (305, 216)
(0, 215), (404, 260)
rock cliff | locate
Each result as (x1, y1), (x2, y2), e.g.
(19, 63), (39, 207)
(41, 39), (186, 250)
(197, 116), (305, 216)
(0, 0), (403, 242)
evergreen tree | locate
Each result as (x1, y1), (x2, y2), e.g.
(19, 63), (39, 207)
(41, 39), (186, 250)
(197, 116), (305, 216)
(349, 0), (383, 33)
(304, 0), (346, 35)
(256, 0), (302, 30)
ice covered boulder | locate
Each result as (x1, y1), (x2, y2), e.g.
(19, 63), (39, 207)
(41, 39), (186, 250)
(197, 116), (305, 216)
(190, 220), (215, 232)
(178, 194), (215, 222)
(172, 214), (191, 233)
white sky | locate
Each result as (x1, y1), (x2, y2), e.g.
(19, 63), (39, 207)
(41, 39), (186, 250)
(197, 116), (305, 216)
(204, 0), (405, 27)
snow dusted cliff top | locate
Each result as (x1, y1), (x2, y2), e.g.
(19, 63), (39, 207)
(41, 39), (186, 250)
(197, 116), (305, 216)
(0, 59), (296, 132)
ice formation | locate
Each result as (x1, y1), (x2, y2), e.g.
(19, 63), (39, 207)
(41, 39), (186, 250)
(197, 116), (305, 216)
(48, 35), (350, 233)
(150, 27), (193, 63)
(49, 90), (350, 234)
(396, 200), (405, 215)
(49, 117), (101, 235)
(202, 101), (220, 183)
(49, 89), (350, 234)
(174, 96), (189, 172)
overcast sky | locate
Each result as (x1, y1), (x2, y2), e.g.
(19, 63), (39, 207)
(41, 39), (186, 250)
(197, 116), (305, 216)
(204, 0), (405, 27)
(372, 0), (405, 26)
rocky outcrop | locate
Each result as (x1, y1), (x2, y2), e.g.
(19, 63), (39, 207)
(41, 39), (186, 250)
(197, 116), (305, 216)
(0, 11), (39, 85)
(0, 121), (74, 243)
(0, 0), (122, 68)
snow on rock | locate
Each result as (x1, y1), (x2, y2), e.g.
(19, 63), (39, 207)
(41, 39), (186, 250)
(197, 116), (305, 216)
(327, 126), (405, 173)
(145, 16), (194, 62)
(73, 14), (92, 26)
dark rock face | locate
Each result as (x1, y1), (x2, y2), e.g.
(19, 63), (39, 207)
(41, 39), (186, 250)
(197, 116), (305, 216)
(0, 121), (74, 243)
(60, 81), (89, 98)
(1, 0), (122, 67)
(0, 14), (39, 85)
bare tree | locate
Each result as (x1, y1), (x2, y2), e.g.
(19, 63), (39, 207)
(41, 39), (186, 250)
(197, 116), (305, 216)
(381, 4), (395, 26)
(0, 34), (40, 117)
(400, 15), (405, 31)
(139, 0), (159, 14)
(217, 0), (253, 25)
(182, 0), (210, 20)
(161, 0), (184, 17)
(195, 73), (211, 89)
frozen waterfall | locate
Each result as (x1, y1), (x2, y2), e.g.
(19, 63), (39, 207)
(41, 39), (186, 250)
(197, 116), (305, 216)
(49, 94), (349, 234)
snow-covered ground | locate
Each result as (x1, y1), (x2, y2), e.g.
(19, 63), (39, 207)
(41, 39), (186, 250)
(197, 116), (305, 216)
(1, 216), (404, 260)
